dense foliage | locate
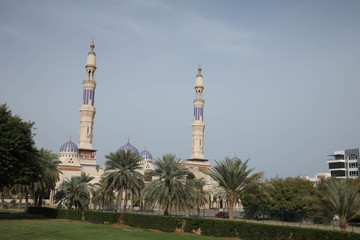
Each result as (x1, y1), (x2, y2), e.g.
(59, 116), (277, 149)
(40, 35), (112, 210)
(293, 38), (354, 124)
(54, 173), (94, 209)
(0, 104), (40, 195)
(241, 177), (316, 216)
(142, 154), (193, 215)
(103, 150), (144, 212)
(308, 178), (360, 231)
(205, 158), (263, 219)
(33, 148), (61, 207)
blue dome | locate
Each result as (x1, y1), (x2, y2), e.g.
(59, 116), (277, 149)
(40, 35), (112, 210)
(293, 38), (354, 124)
(119, 142), (139, 155)
(60, 141), (79, 153)
(231, 153), (240, 161)
(139, 150), (153, 160)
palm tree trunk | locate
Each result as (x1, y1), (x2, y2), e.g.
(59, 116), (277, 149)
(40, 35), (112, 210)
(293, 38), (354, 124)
(1, 188), (5, 209)
(164, 202), (169, 216)
(117, 188), (123, 213)
(25, 187), (29, 210)
(340, 218), (347, 231)
(34, 191), (38, 207)
(38, 191), (43, 207)
(123, 189), (128, 212)
(229, 198), (234, 220)
(18, 185), (23, 210)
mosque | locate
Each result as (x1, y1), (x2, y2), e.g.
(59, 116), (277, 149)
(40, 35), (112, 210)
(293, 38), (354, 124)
(53, 40), (238, 209)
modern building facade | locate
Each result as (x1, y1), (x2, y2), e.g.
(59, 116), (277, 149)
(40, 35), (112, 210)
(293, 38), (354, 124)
(327, 148), (359, 178)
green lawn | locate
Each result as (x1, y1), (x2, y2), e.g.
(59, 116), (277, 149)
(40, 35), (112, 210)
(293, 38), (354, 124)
(0, 217), (229, 240)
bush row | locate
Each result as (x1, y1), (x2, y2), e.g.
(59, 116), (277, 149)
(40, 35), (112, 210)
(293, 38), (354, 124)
(27, 207), (360, 240)
(124, 213), (182, 232)
(184, 217), (360, 240)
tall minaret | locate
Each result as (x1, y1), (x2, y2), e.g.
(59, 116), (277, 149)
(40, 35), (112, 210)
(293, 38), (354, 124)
(190, 64), (206, 160)
(183, 65), (210, 182)
(78, 39), (97, 151)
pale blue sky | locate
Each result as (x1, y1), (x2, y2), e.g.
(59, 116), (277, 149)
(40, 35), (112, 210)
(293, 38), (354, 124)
(1, 0), (360, 178)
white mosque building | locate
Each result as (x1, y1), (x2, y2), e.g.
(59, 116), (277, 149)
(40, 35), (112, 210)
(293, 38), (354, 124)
(55, 40), (156, 193)
(53, 41), (240, 210)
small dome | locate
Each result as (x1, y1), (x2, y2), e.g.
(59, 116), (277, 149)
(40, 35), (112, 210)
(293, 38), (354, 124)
(231, 153), (240, 161)
(119, 142), (139, 155)
(140, 150), (153, 160)
(60, 141), (79, 153)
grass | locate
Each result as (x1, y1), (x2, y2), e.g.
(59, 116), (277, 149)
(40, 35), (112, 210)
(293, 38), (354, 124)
(0, 213), (230, 240)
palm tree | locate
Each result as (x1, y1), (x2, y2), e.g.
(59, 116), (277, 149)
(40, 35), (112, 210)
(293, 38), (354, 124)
(205, 158), (263, 220)
(103, 150), (144, 212)
(142, 154), (193, 216)
(189, 178), (210, 217)
(55, 175), (91, 209)
(33, 148), (61, 207)
(92, 179), (115, 211)
(308, 178), (360, 231)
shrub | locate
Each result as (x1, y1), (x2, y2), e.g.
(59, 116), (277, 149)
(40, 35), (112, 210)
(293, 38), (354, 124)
(124, 213), (182, 232)
(27, 207), (57, 218)
(85, 211), (121, 224)
(184, 217), (360, 240)
(66, 209), (82, 220)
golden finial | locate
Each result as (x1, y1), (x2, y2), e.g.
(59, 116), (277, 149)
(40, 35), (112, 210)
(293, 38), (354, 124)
(128, 135), (130, 143)
(145, 144), (146, 151)
(69, 135), (72, 142)
(90, 38), (95, 52)
(235, 152), (237, 158)
(198, 63), (202, 75)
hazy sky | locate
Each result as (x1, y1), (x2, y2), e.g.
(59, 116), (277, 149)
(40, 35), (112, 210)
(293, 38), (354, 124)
(1, 0), (360, 178)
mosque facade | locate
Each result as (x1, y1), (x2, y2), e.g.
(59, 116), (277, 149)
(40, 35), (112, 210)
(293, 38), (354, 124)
(55, 41), (156, 193)
(54, 41), (221, 204)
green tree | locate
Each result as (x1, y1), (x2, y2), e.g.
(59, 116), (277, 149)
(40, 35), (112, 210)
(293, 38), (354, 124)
(142, 154), (193, 216)
(240, 182), (272, 210)
(308, 178), (360, 231)
(268, 177), (315, 214)
(103, 150), (144, 212)
(205, 158), (263, 220)
(92, 178), (115, 211)
(33, 148), (61, 207)
(55, 174), (93, 209)
(188, 178), (210, 217)
(0, 104), (40, 208)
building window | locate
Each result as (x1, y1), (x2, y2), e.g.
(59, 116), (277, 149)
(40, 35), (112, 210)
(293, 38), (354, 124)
(349, 154), (358, 160)
(349, 162), (358, 168)
(329, 162), (345, 169)
(330, 170), (345, 177)
(350, 171), (358, 177)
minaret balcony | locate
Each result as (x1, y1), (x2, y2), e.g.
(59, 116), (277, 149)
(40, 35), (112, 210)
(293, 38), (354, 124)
(193, 99), (205, 103)
(83, 80), (97, 85)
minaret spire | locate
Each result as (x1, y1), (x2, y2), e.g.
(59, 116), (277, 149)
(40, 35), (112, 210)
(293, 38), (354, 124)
(184, 65), (210, 183)
(90, 38), (95, 52)
(197, 63), (202, 76)
(190, 65), (206, 160)
(78, 39), (97, 150)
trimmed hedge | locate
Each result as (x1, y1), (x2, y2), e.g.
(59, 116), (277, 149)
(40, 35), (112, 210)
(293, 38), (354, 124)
(124, 213), (182, 232)
(27, 206), (58, 218)
(184, 217), (360, 240)
(27, 207), (360, 240)
(85, 211), (121, 224)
